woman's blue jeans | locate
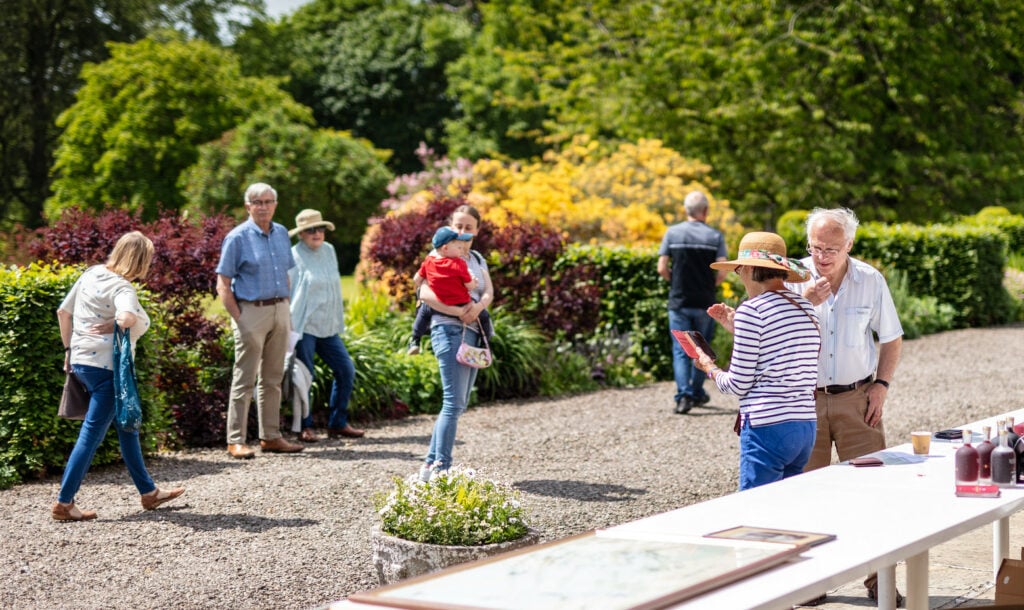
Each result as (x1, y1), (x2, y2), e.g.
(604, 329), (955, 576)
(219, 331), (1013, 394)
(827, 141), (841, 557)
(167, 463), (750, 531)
(738, 416), (816, 491)
(296, 333), (355, 430)
(58, 364), (155, 504)
(424, 324), (480, 470)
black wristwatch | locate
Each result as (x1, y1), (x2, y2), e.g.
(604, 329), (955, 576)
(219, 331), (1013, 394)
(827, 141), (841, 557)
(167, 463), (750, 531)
(873, 379), (890, 389)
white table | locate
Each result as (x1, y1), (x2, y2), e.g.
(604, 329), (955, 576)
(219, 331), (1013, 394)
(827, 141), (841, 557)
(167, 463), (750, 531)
(608, 408), (1024, 610)
(340, 409), (1024, 610)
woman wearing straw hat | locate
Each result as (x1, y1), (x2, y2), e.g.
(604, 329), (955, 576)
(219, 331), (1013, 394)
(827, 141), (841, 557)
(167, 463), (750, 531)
(692, 231), (821, 490)
(288, 209), (364, 442)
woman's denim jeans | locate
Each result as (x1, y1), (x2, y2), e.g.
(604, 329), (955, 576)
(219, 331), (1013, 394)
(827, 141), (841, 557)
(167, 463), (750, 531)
(58, 364), (155, 503)
(296, 333), (355, 430)
(425, 324), (480, 470)
(738, 416), (816, 491)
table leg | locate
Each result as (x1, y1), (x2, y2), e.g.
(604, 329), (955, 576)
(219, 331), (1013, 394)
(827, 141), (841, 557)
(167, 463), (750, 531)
(906, 551), (928, 610)
(877, 565), (897, 610)
(995, 515), (1010, 579)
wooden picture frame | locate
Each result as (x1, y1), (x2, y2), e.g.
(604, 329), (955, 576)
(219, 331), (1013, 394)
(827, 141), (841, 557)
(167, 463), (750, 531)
(348, 529), (804, 610)
(704, 525), (836, 548)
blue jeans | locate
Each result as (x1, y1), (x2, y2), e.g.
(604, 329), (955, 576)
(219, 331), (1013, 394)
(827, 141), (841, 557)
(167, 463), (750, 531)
(738, 416), (817, 490)
(424, 324), (480, 470)
(58, 365), (155, 504)
(296, 333), (355, 430)
(668, 307), (716, 402)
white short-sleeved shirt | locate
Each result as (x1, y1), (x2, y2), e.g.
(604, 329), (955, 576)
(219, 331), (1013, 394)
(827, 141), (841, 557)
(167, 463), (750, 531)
(785, 256), (903, 387)
(60, 265), (150, 369)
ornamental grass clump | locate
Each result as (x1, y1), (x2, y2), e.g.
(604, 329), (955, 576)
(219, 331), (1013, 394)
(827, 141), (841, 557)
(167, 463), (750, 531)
(374, 466), (529, 546)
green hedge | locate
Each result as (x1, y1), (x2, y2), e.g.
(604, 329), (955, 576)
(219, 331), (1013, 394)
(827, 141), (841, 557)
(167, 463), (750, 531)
(563, 245), (672, 379)
(856, 223), (1013, 327)
(778, 211), (1019, 328)
(0, 263), (171, 489)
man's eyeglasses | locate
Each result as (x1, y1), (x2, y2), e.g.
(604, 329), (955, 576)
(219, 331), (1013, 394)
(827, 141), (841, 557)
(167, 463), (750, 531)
(303, 227), (326, 235)
(248, 199), (277, 207)
(807, 245), (843, 258)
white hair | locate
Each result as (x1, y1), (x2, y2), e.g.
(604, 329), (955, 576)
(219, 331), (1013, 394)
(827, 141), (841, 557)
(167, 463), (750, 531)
(806, 207), (859, 242)
(244, 182), (277, 204)
(684, 191), (709, 217)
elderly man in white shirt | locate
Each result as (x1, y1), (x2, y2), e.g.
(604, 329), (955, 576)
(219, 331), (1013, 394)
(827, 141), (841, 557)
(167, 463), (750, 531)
(785, 206), (905, 606)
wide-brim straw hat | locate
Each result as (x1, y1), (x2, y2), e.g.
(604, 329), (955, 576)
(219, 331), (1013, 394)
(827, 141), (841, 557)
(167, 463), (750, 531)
(289, 209), (336, 237)
(710, 231), (810, 282)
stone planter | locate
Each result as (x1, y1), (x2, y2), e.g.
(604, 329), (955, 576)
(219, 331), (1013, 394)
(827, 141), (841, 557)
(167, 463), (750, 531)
(371, 526), (541, 585)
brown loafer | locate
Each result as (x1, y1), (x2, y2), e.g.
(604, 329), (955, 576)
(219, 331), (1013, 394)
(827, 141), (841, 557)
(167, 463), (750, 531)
(141, 487), (185, 510)
(328, 425), (365, 438)
(52, 502), (97, 522)
(260, 437), (304, 453)
(299, 428), (318, 443)
(227, 443), (255, 459)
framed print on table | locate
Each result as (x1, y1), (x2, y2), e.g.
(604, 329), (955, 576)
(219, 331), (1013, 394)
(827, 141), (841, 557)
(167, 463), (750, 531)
(704, 525), (836, 548)
(348, 529), (805, 610)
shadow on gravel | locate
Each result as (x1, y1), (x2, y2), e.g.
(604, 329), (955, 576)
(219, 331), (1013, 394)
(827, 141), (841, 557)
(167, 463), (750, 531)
(514, 479), (647, 502)
(119, 508), (318, 532)
(303, 448), (425, 462)
(684, 404), (739, 418)
(352, 435), (432, 445)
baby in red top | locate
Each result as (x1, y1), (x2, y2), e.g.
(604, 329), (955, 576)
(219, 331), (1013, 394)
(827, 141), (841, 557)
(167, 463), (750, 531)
(416, 227), (478, 305)
(406, 226), (493, 355)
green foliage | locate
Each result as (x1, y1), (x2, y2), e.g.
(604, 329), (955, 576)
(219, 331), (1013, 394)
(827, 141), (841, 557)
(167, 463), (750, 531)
(0, 0), (261, 231)
(476, 311), (547, 401)
(182, 107), (393, 253)
(446, 0), (1024, 228)
(885, 268), (958, 340)
(0, 263), (169, 489)
(537, 345), (598, 396)
(48, 34), (311, 219)
(245, 0), (475, 173)
(562, 245), (670, 379)
(375, 466), (530, 546)
(856, 222), (1014, 328)
(776, 210), (810, 257)
(962, 209), (1024, 256)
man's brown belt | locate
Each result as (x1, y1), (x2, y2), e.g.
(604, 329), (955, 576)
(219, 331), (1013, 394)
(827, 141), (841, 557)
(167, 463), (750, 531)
(817, 374), (873, 395)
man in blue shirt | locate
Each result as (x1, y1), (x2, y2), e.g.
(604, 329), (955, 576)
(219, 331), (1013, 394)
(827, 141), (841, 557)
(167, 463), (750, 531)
(657, 191), (728, 414)
(216, 183), (304, 458)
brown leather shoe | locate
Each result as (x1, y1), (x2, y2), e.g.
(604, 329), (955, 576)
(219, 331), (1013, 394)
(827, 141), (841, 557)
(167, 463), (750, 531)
(227, 443), (255, 459)
(328, 425), (365, 438)
(299, 428), (318, 443)
(141, 487), (185, 510)
(260, 437), (304, 453)
(52, 502), (97, 521)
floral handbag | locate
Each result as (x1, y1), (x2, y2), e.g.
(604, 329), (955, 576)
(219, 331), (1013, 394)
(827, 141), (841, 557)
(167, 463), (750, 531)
(455, 323), (493, 369)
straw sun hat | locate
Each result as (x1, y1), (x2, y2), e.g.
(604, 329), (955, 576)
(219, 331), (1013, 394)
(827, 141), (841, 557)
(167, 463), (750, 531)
(289, 209), (336, 237)
(710, 231), (810, 283)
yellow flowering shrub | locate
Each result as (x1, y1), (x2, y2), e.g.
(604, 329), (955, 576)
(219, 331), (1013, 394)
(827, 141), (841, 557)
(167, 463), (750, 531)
(470, 135), (744, 247)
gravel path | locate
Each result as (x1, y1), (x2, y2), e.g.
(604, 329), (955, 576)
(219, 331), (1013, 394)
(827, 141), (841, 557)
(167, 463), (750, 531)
(2, 325), (1022, 610)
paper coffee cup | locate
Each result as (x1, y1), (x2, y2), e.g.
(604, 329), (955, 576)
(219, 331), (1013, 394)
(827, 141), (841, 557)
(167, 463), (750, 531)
(911, 431), (931, 455)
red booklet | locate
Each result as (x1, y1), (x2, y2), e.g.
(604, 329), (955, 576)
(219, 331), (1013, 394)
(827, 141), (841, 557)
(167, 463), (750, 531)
(671, 330), (717, 361)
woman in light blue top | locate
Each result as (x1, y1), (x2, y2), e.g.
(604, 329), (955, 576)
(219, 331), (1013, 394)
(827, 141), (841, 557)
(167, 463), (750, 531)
(288, 209), (363, 442)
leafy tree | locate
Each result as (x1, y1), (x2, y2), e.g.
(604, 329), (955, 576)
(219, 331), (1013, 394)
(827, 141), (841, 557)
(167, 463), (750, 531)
(0, 0), (265, 230)
(444, 0), (1024, 227)
(182, 108), (393, 268)
(47, 33), (310, 219)
(236, 0), (474, 173)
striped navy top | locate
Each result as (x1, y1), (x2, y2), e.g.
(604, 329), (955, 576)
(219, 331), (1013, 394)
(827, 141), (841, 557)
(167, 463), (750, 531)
(712, 290), (821, 427)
